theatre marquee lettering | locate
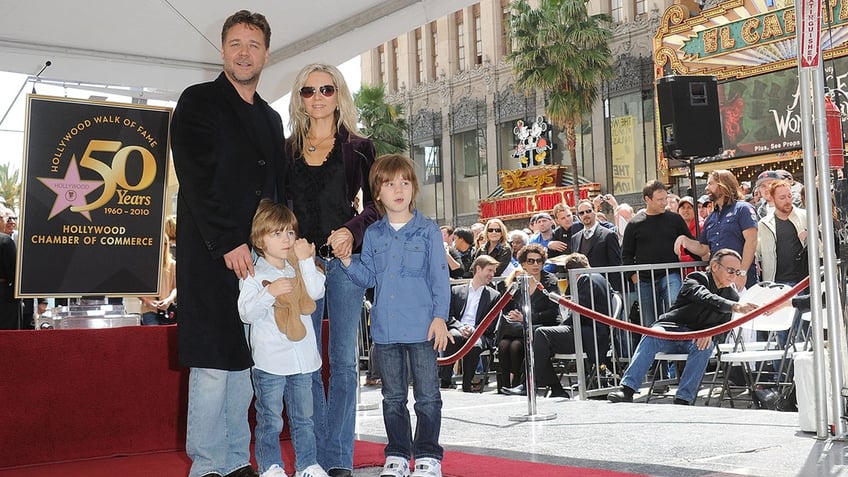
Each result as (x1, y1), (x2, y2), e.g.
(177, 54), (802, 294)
(17, 96), (171, 298)
(682, 0), (848, 59)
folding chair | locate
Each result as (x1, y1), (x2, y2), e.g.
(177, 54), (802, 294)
(711, 283), (797, 408)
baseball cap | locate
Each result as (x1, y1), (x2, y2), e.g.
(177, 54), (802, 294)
(37, 298), (48, 304)
(697, 195), (711, 205)
(755, 170), (781, 188)
(679, 196), (695, 208)
(533, 212), (552, 221)
(776, 169), (793, 181)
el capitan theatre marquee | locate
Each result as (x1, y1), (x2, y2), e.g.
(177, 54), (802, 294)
(654, 0), (848, 173)
(17, 95), (171, 298)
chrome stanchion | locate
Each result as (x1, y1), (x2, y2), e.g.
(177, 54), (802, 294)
(356, 301), (378, 412)
(509, 274), (556, 422)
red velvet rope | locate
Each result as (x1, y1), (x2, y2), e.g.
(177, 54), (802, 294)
(549, 276), (811, 340)
(436, 283), (517, 366)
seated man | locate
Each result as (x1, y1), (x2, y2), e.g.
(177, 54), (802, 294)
(439, 255), (501, 392)
(607, 249), (758, 405)
(505, 253), (613, 398)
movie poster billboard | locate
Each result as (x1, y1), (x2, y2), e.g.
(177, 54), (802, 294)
(719, 56), (848, 159)
(16, 96), (171, 298)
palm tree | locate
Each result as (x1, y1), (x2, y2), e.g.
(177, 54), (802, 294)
(506, 0), (614, 202)
(0, 163), (21, 211)
(354, 83), (409, 156)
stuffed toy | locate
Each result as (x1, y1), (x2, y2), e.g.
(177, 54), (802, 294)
(262, 249), (316, 341)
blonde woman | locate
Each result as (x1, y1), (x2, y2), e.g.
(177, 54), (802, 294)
(139, 235), (176, 325)
(473, 218), (512, 276)
(282, 63), (377, 477)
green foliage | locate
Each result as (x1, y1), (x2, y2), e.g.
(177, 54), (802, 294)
(0, 163), (21, 211)
(506, 0), (614, 199)
(354, 83), (409, 156)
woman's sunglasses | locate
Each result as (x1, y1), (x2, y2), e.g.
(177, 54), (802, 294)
(299, 85), (336, 99)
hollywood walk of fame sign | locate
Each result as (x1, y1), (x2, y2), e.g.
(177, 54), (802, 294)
(17, 95), (172, 298)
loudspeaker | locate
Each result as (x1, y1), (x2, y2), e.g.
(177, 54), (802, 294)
(656, 75), (723, 159)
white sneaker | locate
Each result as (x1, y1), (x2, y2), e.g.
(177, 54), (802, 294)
(380, 455), (411, 477)
(411, 458), (442, 477)
(260, 464), (288, 477)
(295, 463), (330, 477)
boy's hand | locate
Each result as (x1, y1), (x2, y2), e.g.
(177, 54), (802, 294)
(340, 256), (352, 267)
(428, 317), (454, 352)
(264, 277), (293, 297)
(293, 238), (314, 261)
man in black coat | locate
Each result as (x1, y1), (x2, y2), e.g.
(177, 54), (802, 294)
(170, 10), (283, 477)
(521, 253), (614, 398)
(439, 255), (501, 392)
(572, 199), (622, 291)
(607, 249), (758, 405)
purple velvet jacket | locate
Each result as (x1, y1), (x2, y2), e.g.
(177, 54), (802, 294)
(282, 125), (379, 251)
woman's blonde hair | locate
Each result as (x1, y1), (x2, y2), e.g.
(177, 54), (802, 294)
(483, 218), (509, 247)
(287, 63), (361, 154)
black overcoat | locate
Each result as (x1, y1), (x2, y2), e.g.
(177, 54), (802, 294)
(170, 73), (285, 370)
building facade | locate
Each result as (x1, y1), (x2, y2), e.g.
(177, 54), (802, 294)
(361, 0), (673, 226)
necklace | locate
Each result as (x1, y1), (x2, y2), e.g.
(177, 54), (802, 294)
(306, 132), (334, 153)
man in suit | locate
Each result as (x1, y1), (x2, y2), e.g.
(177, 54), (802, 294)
(572, 199), (622, 290)
(504, 253), (614, 398)
(170, 10), (284, 477)
(439, 255), (501, 392)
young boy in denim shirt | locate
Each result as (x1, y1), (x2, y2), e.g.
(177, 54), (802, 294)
(340, 154), (452, 477)
(238, 199), (329, 477)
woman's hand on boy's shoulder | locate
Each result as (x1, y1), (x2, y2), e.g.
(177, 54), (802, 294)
(293, 238), (314, 261)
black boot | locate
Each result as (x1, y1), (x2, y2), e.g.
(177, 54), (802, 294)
(607, 385), (635, 403)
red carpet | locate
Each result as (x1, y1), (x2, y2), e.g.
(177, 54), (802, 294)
(0, 439), (645, 477)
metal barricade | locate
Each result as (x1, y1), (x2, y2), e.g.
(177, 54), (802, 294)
(563, 261), (708, 400)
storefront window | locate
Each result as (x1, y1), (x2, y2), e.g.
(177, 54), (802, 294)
(412, 141), (445, 220)
(497, 119), (522, 172)
(608, 91), (653, 195)
(452, 128), (488, 218)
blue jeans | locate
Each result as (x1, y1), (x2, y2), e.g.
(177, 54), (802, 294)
(253, 368), (316, 474)
(310, 256), (364, 471)
(620, 325), (714, 403)
(186, 367), (253, 477)
(141, 311), (161, 325)
(374, 341), (444, 461)
(637, 272), (682, 325)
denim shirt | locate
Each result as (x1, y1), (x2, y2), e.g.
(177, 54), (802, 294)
(343, 209), (450, 344)
(699, 200), (758, 285)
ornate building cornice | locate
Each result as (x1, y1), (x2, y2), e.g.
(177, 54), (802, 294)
(410, 108), (442, 143)
(450, 96), (486, 132)
(495, 85), (534, 121)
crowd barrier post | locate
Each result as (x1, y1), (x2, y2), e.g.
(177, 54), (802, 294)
(509, 274), (556, 422)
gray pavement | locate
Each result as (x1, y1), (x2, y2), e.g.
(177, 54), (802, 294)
(351, 381), (848, 477)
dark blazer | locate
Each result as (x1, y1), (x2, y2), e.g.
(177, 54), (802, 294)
(282, 126), (378, 251)
(572, 225), (622, 268)
(572, 225), (622, 291)
(170, 72), (285, 370)
(474, 242), (512, 277)
(656, 271), (737, 331)
(502, 270), (561, 329)
(446, 283), (501, 344)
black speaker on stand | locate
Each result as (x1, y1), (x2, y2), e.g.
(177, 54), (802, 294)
(656, 75), (723, 159)
(656, 75), (723, 239)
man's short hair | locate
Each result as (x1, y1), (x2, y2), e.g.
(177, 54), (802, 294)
(710, 248), (742, 265)
(471, 254), (499, 271)
(563, 253), (590, 270)
(768, 179), (792, 198)
(642, 180), (667, 200)
(453, 227), (473, 245)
